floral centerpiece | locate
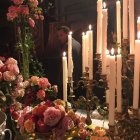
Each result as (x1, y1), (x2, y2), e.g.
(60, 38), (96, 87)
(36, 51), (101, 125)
(7, 0), (44, 79)
(11, 99), (110, 140)
(20, 76), (58, 106)
(0, 57), (24, 109)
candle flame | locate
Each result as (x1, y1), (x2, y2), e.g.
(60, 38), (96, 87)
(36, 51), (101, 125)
(69, 31), (72, 35)
(89, 25), (92, 30)
(138, 17), (140, 20)
(111, 48), (115, 55)
(106, 49), (109, 55)
(103, 2), (106, 9)
(137, 31), (140, 40)
(118, 48), (121, 54)
(82, 32), (85, 36)
(63, 52), (66, 57)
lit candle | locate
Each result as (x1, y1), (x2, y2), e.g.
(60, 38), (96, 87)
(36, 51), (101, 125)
(129, 0), (135, 54)
(82, 32), (86, 73)
(102, 2), (108, 74)
(85, 32), (89, 68)
(68, 31), (73, 78)
(62, 52), (68, 101)
(137, 17), (140, 33)
(123, 0), (128, 39)
(133, 32), (140, 109)
(117, 48), (122, 113)
(109, 48), (116, 126)
(116, 0), (121, 46)
(87, 25), (93, 79)
(97, 0), (103, 54)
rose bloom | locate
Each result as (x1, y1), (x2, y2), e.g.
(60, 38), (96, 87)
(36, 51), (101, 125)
(29, 0), (38, 7)
(61, 116), (74, 131)
(30, 76), (39, 85)
(78, 129), (88, 139)
(24, 119), (35, 133)
(28, 18), (35, 28)
(38, 78), (50, 89)
(0, 72), (3, 81)
(96, 129), (106, 137)
(17, 75), (23, 83)
(5, 57), (17, 65)
(12, 0), (24, 5)
(7, 64), (19, 75)
(0, 60), (4, 68)
(7, 6), (18, 21)
(44, 107), (61, 127)
(37, 90), (46, 100)
(19, 5), (29, 15)
(3, 71), (16, 81)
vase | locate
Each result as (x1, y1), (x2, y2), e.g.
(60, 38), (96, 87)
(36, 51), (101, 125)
(18, 26), (30, 80)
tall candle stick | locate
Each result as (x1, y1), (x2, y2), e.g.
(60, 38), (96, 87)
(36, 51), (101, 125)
(82, 32), (86, 73)
(87, 25), (93, 79)
(85, 33), (89, 68)
(133, 32), (140, 109)
(116, 0), (121, 46)
(62, 52), (68, 102)
(68, 31), (73, 78)
(117, 48), (122, 113)
(123, 0), (128, 39)
(129, 0), (135, 54)
(97, 0), (103, 54)
(137, 17), (140, 33)
(102, 2), (108, 74)
(109, 48), (116, 126)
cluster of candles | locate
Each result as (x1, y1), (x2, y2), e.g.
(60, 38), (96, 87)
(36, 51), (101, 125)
(62, 0), (140, 126)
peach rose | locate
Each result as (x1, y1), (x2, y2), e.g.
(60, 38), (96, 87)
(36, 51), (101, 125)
(7, 64), (19, 75)
(24, 119), (35, 133)
(5, 57), (17, 65)
(3, 71), (16, 81)
(12, 0), (24, 5)
(37, 90), (46, 100)
(30, 76), (39, 85)
(38, 78), (50, 89)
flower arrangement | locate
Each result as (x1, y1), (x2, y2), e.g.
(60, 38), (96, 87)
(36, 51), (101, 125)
(7, 0), (44, 79)
(0, 57), (24, 108)
(11, 99), (110, 140)
(20, 76), (58, 106)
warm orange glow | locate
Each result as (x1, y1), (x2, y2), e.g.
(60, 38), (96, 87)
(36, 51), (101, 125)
(63, 52), (66, 57)
(106, 49), (109, 55)
(137, 31), (140, 39)
(69, 31), (72, 35)
(103, 2), (106, 9)
(118, 48), (121, 55)
(111, 48), (115, 55)
(89, 25), (92, 30)
(82, 32), (85, 36)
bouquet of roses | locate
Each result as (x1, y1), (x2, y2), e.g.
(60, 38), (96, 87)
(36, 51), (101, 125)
(0, 57), (24, 108)
(20, 76), (58, 106)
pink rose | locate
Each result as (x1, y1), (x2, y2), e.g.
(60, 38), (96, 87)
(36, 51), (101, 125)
(78, 129), (88, 139)
(55, 105), (65, 118)
(37, 90), (46, 100)
(29, 0), (38, 7)
(0, 60), (4, 69)
(3, 71), (16, 81)
(12, 0), (24, 5)
(7, 64), (19, 75)
(5, 57), (17, 65)
(24, 119), (35, 133)
(0, 72), (3, 81)
(7, 6), (18, 20)
(28, 18), (35, 28)
(30, 76), (39, 85)
(38, 78), (50, 89)
(19, 5), (29, 15)
(44, 107), (61, 127)
(17, 75), (23, 83)
(61, 116), (74, 131)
